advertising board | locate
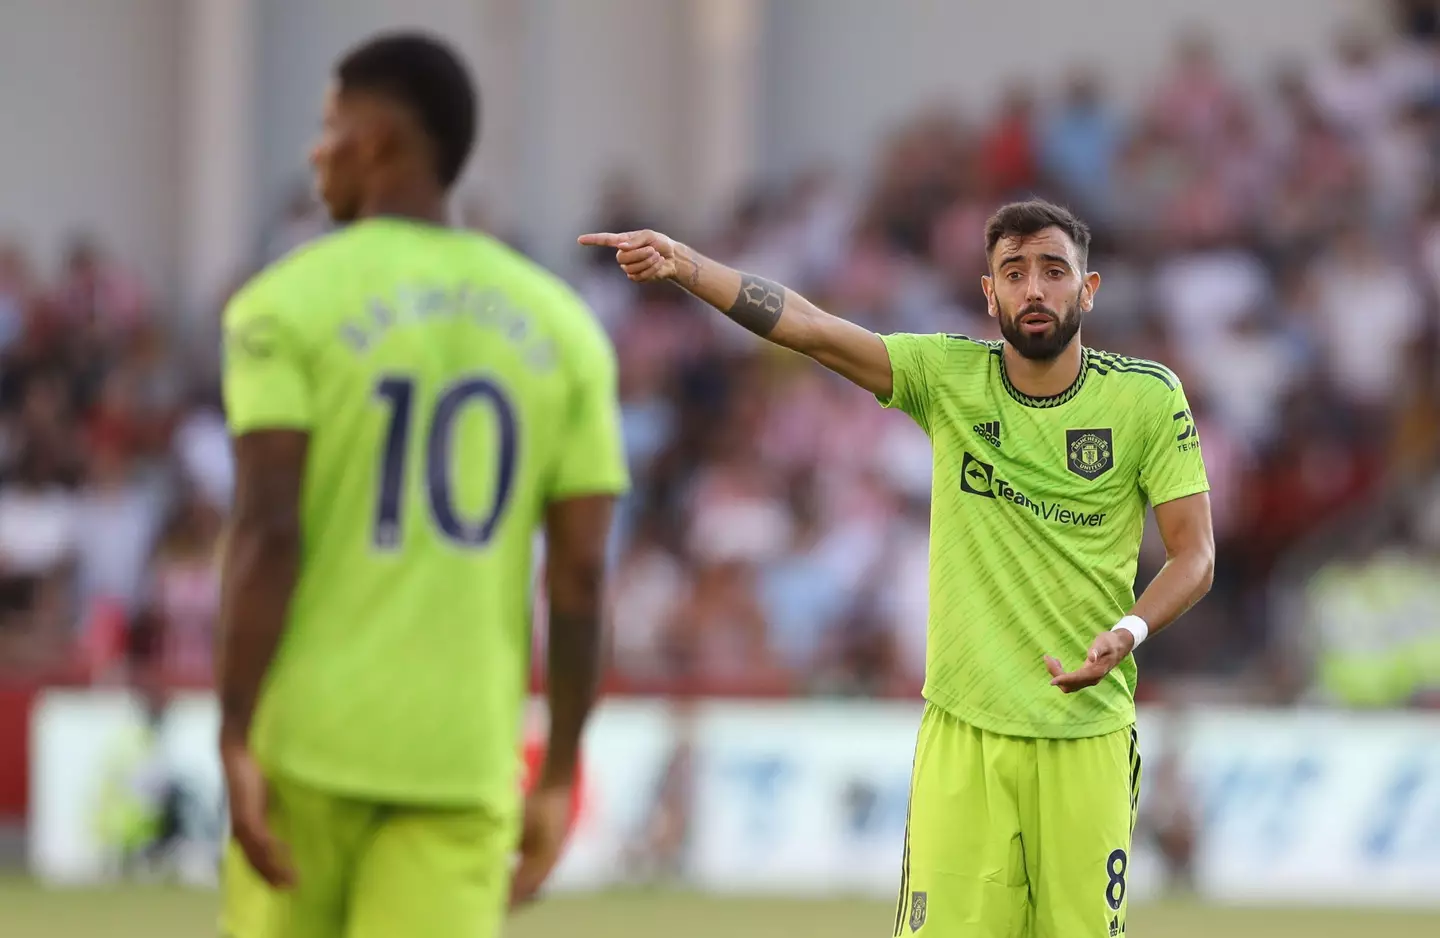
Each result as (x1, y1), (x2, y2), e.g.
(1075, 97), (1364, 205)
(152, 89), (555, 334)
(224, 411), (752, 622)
(28, 693), (1440, 905)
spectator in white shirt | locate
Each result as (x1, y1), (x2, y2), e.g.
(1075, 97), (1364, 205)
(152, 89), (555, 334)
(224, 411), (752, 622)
(1310, 224), (1428, 410)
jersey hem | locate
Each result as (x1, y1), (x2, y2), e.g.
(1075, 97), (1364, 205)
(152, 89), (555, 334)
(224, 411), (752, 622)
(547, 480), (631, 500)
(257, 754), (520, 817)
(1147, 480), (1211, 506)
(227, 416), (314, 435)
(921, 686), (1136, 740)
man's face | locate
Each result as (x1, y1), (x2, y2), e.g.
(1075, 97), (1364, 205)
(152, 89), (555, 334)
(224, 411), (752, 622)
(982, 227), (1100, 362)
(310, 83), (370, 224)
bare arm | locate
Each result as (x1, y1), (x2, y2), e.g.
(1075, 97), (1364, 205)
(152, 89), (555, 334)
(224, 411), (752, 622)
(1130, 491), (1215, 635)
(578, 229), (893, 398)
(510, 492), (616, 908)
(217, 430), (306, 745)
(538, 493), (616, 790)
(1047, 492), (1214, 693)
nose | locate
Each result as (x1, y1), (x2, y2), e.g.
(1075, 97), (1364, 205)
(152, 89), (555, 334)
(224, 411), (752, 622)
(1024, 273), (1046, 302)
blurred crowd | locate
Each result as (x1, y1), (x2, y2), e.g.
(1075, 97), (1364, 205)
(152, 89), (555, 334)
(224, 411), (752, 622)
(4, 14), (1440, 709)
(0, 238), (228, 683)
(579, 19), (1440, 707)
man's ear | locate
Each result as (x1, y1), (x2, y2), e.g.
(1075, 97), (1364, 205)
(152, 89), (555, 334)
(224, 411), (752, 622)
(1080, 270), (1102, 311)
(981, 275), (998, 319)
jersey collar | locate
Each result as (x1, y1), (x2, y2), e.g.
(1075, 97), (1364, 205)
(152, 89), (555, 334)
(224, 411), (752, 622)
(996, 345), (1090, 409)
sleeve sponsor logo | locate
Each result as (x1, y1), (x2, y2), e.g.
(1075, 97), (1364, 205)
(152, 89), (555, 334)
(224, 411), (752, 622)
(1173, 410), (1200, 453)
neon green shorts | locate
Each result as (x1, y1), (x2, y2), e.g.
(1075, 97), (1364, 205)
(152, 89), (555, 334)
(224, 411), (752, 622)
(894, 703), (1140, 938)
(221, 775), (515, 938)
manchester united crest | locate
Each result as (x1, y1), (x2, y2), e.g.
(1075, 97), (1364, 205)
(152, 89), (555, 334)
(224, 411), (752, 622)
(909, 891), (927, 932)
(1066, 428), (1114, 481)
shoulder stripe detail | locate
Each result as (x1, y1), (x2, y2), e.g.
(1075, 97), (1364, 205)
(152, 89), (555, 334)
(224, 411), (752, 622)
(1106, 363), (1177, 389)
(1088, 352), (1177, 389)
(1090, 350), (1179, 378)
(944, 333), (1001, 350)
(1086, 363), (1176, 389)
(1085, 359), (1173, 383)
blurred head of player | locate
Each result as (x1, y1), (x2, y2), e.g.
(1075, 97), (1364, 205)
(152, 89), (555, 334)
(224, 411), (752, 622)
(311, 32), (479, 224)
(981, 200), (1101, 362)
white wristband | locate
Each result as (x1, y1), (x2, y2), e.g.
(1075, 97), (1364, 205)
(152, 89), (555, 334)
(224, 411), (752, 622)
(1113, 615), (1149, 649)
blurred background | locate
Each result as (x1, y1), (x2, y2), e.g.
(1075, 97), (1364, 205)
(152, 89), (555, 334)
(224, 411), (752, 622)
(3, 0), (1440, 936)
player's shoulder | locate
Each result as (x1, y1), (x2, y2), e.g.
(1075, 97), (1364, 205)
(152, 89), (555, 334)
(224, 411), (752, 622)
(942, 333), (1004, 356)
(225, 228), (357, 322)
(892, 332), (1001, 362)
(435, 232), (598, 333)
(466, 237), (613, 371)
(1085, 347), (1183, 397)
(488, 239), (591, 318)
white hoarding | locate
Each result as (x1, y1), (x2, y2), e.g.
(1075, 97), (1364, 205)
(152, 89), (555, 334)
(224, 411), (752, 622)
(30, 691), (225, 885)
(28, 693), (1440, 905)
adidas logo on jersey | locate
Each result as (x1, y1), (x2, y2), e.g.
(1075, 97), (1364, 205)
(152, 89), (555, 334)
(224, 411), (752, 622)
(973, 420), (1002, 448)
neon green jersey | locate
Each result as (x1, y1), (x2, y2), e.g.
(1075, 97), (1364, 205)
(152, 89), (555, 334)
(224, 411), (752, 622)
(222, 219), (629, 811)
(880, 335), (1209, 738)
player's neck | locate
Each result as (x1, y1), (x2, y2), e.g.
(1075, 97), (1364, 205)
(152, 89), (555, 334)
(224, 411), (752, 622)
(1001, 340), (1084, 399)
(361, 186), (449, 226)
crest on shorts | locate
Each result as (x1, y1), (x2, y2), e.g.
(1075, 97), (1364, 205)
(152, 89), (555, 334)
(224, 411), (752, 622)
(1066, 428), (1114, 481)
(909, 890), (927, 932)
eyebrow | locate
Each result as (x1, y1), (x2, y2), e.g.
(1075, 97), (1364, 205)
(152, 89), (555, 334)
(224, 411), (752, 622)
(998, 253), (1074, 270)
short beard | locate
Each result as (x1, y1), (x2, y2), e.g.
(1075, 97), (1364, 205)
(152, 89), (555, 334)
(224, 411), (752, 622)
(998, 289), (1084, 362)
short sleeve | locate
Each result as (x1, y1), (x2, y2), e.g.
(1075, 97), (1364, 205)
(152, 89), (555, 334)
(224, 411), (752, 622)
(222, 289), (313, 434)
(1138, 381), (1210, 507)
(877, 333), (946, 434)
(547, 312), (630, 500)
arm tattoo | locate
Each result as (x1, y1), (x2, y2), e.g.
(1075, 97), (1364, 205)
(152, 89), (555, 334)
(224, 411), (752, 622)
(676, 244), (703, 290)
(725, 274), (786, 337)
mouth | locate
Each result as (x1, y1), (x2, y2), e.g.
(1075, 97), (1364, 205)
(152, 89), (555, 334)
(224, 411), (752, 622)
(1018, 311), (1055, 334)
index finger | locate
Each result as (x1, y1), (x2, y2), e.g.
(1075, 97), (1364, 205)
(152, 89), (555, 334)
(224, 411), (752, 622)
(577, 232), (624, 248)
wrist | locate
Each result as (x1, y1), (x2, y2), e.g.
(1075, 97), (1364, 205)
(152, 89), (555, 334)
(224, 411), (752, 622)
(1112, 615), (1149, 650)
(537, 754), (579, 791)
(219, 711), (252, 750)
(219, 728), (250, 760)
(672, 243), (701, 288)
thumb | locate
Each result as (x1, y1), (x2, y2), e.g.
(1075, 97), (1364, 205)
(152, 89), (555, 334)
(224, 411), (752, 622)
(1044, 655), (1065, 678)
(254, 824), (297, 889)
(232, 772), (294, 888)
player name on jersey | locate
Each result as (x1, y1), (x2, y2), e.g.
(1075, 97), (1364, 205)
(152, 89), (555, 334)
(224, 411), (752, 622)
(336, 282), (557, 371)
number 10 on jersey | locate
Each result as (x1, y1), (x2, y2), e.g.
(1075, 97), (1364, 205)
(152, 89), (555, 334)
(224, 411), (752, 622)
(372, 375), (518, 550)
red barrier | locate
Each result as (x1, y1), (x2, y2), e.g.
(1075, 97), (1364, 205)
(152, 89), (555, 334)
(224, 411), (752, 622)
(0, 684), (33, 821)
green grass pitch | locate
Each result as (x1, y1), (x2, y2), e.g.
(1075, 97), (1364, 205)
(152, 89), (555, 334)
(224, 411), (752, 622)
(3, 880), (1438, 937)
